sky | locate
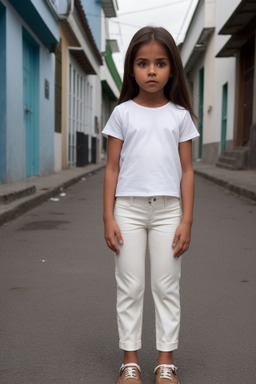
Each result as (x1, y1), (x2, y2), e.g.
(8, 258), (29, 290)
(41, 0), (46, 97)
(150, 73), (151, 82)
(108, 0), (199, 77)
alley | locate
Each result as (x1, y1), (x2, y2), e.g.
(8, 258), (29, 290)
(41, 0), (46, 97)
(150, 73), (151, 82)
(0, 169), (255, 384)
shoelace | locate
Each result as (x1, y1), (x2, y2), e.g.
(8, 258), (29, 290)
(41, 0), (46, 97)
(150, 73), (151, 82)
(154, 364), (177, 381)
(124, 367), (137, 379)
(159, 366), (174, 380)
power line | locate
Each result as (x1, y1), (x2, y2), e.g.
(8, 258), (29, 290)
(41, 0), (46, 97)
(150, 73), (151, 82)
(109, 19), (142, 29)
(175, 0), (197, 43)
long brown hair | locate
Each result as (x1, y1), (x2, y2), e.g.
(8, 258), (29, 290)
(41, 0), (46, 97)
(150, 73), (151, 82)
(118, 26), (197, 120)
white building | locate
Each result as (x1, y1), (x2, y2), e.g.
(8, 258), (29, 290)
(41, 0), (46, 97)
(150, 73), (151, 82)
(180, 0), (256, 169)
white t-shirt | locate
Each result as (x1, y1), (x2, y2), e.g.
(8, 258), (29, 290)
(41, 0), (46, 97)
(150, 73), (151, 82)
(102, 100), (199, 198)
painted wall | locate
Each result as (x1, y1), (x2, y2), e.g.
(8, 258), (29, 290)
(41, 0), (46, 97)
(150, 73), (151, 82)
(80, 0), (101, 51)
(216, 0), (241, 34)
(31, 0), (59, 40)
(1, 0), (57, 182)
(39, 46), (55, 175)
(202, 32), (215, 145)
(215, 0), (237, 147)
(6, 8), (25, 181)
(0, 3), (6, 182)
(180, 0), (239, 163)
(181, 0), (205, 66)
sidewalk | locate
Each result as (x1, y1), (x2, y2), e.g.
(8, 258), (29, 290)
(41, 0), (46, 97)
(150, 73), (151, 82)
(193, 161), (256, 202)
(0, 160), (255, 227)
(0, 162), (106, 226)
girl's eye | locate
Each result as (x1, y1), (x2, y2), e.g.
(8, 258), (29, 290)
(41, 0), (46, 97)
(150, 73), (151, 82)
(158, 62), (166, 67)
(138, 62), (146, 68)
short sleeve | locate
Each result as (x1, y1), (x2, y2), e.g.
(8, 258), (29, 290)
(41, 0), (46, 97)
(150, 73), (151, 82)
(179, 110), (200, 143)
(102, 107), (124, 141)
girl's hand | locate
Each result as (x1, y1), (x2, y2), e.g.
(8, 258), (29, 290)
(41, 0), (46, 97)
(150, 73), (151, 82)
(104, 218), (123, 254)
(172, 221), (192, 258)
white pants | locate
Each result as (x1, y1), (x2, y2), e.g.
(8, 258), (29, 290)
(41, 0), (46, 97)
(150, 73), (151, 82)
(114, 196), (182, 352)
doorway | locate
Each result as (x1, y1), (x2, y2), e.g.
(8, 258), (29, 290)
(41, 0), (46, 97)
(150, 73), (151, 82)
(23, 30), (39, 178)
(237, 36), (255, 146)
(221, 83), (228, 153)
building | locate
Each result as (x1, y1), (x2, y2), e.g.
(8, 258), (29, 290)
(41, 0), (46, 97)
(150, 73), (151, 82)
(0, 0), (121, 184)
(180, 0), (256, 169)
(0, 0), (59, 183)
(50, 0), (120, 171)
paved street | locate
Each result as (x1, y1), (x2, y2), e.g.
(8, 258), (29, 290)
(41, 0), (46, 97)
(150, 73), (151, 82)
(0, 168), (256, 384)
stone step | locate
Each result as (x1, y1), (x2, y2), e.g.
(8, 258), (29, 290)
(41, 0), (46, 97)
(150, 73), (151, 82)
(218, 155), (237, 166)
(222, 147), (249, 159)
(216, 161), (238, 171)
(217, 147), (249, 170)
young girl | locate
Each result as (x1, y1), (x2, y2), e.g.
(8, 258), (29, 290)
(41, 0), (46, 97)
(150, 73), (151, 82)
(102, 26), (199, 384)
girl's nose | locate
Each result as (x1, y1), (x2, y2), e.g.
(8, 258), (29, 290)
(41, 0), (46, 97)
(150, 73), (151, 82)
(148, 65), (156, 75)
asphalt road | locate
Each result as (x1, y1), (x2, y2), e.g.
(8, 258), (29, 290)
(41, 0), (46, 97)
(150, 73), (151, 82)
(0, 169), (255, 384)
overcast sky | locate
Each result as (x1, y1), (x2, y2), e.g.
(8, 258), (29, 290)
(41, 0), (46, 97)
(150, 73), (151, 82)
(108, 0), (199, 77)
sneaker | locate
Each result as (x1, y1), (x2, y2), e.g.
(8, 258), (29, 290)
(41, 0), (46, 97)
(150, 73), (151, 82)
(154, 364), (179, 384)
(117, 363), (142, 384)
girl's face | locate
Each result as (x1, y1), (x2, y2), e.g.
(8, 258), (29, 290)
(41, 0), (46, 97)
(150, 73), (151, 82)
(132, 39), (172, 97)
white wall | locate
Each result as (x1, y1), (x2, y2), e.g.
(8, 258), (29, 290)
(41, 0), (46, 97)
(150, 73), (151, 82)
(181, 0), (238, 163)
(6, 8), (25, 181)
(181, 0), (205, 66)
(202, 32), (216, 144)
(216, 0), (241, 34)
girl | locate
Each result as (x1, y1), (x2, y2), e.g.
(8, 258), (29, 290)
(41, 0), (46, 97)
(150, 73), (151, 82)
(102, 26), (199, 384)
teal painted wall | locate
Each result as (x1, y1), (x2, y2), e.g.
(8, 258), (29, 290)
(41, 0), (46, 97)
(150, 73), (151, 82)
(2, 1), (57, 182)
(0, 3), (6, 182)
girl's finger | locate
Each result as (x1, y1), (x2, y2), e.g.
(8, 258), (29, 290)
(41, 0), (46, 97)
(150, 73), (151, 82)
(172, 233), (179, 247)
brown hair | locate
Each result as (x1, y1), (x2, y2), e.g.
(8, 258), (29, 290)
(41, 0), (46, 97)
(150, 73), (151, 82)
(118, 26), (197, 120)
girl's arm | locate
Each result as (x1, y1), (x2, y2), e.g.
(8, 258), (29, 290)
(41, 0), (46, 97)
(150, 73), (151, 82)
(172, 140), (195, 257)
(103, 136), (123, 254)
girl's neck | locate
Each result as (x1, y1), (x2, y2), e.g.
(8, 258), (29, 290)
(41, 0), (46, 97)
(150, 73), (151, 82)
(132, 92), (169, 108)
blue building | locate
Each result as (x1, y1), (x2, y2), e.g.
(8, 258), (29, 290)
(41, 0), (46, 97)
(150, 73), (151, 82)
(0, 0), (59, 183)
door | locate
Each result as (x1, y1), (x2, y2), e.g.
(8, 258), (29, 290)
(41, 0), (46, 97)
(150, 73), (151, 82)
(198, 67), (204, 159)
(242, 37), (254, 145)
(23, 32), (39, 178)
(221, 83), (228, 153)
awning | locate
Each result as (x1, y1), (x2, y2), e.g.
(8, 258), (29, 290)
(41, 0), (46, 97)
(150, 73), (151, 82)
(216, 0), (256, 57)
(184, 27), (214, 75)
(8, 0), (58, 48)
(69, 48), (96, 75)
(101, 0), (117, 18)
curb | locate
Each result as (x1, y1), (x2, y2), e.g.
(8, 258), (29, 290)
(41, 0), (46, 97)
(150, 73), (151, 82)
(0, 165), (105, 227)
(194, 169), (256, 202)
(0, 186), (36, 204)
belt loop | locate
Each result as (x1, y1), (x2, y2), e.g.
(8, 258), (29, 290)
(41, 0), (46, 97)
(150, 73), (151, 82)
(130, 196), (134, 203)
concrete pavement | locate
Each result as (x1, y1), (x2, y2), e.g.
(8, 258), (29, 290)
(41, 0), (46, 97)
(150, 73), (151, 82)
(0, 160), (255, 227)
(193, 161), (256, 202)
(0, 162), (106, 226)
(0, 169), (255, 383)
